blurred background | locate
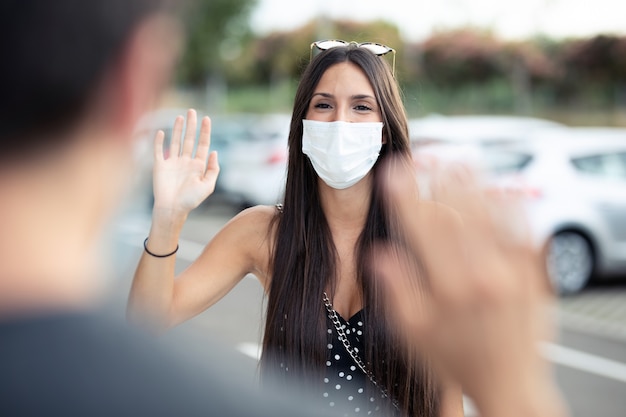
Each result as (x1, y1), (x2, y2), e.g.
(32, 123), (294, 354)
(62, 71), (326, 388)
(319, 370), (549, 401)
(116, 1), (626, 416)
(165, 0), (626, 124)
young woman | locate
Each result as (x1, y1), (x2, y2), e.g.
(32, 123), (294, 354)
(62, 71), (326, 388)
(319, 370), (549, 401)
(128, 42), (463, 417)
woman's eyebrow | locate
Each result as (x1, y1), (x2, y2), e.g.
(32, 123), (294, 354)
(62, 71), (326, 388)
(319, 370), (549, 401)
(312, 92), (333, 98)
(311, 92), (376, 100)
(351, 94), (376, 100)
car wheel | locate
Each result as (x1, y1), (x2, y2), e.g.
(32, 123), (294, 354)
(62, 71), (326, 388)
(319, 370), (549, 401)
(546, 231), (594, 295)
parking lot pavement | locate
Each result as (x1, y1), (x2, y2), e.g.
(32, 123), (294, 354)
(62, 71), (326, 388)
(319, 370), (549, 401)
(558, 283), (626, 342)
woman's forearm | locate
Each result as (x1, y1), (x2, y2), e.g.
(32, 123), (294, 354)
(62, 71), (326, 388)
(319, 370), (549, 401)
(126, 207), (188, 332)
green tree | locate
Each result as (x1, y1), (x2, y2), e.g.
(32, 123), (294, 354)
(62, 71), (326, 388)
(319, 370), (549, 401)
(176, 0), (257, 86)
(417, 29), (504, 88)
(228, 19), (404, 85)
(551, 34), (626, 106)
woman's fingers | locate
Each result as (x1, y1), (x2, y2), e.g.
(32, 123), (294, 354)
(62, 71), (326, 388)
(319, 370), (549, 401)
(150, 110), (219, 212)
(169, 115), (184, 158)
(194, 116), (212, 163)
(203, 151), (220, 191)
(181, 108), (197, 157)
(153, 130), (165, 162)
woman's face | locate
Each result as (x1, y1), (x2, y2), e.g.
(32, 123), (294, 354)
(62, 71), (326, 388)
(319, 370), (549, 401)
(305, 62), (382, 124)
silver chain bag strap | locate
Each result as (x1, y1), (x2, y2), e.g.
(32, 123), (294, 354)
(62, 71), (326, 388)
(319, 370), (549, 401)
(322, 292), (400, 411)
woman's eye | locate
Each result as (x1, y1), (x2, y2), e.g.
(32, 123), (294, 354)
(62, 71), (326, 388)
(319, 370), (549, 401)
(314, 102), (332, 109)
(355, 104), (373, 111)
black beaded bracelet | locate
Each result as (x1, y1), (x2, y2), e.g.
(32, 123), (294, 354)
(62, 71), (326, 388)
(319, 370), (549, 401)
(143, 237), (179, 258)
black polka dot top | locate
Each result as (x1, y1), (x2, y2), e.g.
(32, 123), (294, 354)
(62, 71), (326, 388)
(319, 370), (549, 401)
(276, 308), (398, 416)
(322, 309), (397, 417)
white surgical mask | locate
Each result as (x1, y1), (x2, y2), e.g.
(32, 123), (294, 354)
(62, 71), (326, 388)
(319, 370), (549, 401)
(302, 119), (383, 189)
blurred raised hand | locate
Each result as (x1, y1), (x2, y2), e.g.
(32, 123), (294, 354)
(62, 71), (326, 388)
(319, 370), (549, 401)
(153, 109), (219, 214)
(378, 158), (568, 417)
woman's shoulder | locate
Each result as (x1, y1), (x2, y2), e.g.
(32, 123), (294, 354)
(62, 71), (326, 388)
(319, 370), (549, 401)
(229, 204), (281, 225)
(221, 204), (280, 243)
(213, 205), (280, 283)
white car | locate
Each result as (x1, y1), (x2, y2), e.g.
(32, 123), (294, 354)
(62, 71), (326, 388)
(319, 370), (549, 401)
(409, 114), (564, 147)
(217, 113), (290, 208)
(477, 127), (626, 294)
(219, 114), (565, 208)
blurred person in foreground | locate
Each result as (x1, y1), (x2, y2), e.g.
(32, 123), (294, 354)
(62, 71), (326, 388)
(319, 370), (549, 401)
(377, 158), (570, 417)
(0, 1), (337, 416)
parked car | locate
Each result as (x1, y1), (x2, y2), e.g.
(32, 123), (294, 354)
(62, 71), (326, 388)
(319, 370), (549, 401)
(206, 112), (270, 200)
(218, 113), (290, 208)
(221, 114), (563, 208)
(466, 127), (626, 294)
(409, 114), (564, 147)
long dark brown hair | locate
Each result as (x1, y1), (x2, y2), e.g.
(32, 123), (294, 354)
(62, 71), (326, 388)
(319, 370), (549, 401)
(262, 45), (440, 417)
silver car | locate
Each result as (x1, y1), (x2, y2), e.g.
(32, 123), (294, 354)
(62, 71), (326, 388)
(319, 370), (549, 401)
(480, 128), (626, 294)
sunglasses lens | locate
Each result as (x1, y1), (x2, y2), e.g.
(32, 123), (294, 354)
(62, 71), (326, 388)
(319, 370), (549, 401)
(315, 40), (348, 50)
(360, 43), (392, 56)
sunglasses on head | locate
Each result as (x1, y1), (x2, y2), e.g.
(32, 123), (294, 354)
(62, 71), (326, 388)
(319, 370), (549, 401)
(310, 39), (396, 76)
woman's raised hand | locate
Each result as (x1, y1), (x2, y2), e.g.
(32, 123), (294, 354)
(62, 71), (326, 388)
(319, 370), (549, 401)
(152, 109), (219, 215)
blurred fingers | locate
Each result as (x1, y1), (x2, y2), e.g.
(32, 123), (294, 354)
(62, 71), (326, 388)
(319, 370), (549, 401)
(384, 159), (423, 251)
(181, 109), (197, 156)
(391, 157), (533, 310)
(430, 164), (492, 233)
(375, 245), (431, 345)
(432, 162), (552, 310)
(385, 160), (471, 299)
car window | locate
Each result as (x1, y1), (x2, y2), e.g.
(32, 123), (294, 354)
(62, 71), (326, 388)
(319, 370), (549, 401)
(481, 150), (533, 174)
(571, 152), (626, 180)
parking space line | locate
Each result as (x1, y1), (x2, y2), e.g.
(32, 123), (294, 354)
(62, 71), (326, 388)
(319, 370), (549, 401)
(541, 342), (626, 384)
(237, 342), (262, 361)
(239, 341), (626, 385)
